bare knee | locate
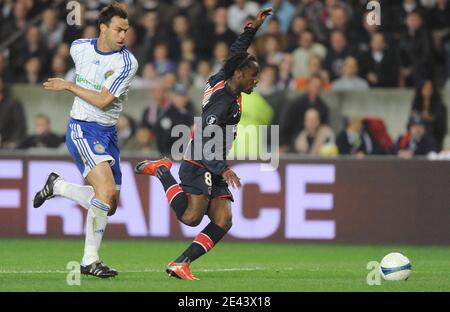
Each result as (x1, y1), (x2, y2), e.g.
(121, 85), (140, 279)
(181, 213), (203, 227)
(95, 185), (116, 208)
(107, 196), (118, 216)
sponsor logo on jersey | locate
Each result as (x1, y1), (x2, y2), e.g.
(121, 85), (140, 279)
(76, 74), (102, 91)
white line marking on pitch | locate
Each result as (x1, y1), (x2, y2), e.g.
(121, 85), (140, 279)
(0, 267), (294, 274)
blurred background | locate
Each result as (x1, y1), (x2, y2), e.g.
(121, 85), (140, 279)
(0, 0), (449, 245)
(1, 0), (450, 158)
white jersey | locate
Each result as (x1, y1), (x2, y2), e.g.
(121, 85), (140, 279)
(69, 38), (138, 126)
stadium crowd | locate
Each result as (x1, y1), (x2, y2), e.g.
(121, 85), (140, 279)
(0, 0), (449, 158)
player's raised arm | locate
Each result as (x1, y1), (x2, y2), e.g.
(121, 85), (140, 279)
(229, 7), (273, 55)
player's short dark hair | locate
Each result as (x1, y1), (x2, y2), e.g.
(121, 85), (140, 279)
(98, 2), (128, 28)
(223, 52), (257, 80)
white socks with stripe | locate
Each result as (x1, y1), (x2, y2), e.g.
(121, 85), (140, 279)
(82, 199), (109, 266)
(53, 179), (109, 266)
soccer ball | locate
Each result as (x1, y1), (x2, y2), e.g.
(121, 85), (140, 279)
(380, 252), (412, 281)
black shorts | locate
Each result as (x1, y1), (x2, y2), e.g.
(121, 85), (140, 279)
(179, 160), (234, 202)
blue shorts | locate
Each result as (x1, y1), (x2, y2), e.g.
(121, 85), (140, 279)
(66, 118), (121, 188)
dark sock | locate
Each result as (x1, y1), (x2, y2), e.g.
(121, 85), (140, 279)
(156, 166), (188, 220)
(175, 222), (228, 263)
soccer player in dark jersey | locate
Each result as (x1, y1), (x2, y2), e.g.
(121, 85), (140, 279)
(135, 8), (273, 280)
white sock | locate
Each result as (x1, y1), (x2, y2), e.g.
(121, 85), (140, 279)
(82, 208), (97, 266)
(54, 179), (95, 210)
(81, 198), (109, 266)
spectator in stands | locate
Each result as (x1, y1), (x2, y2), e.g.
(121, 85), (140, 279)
(257, 64), (287, 125)
(279, 75), (329, 153)
(197, 6), (237, 59)
(392, 0), (425, 31)
(193, 59), (212, 89)
(355, 11), (382, 53)
(258, 65), (278, 97)
(261, 0), (295, 33)
(398, 11), (434, 87)
(428, 0), (450, 32)
(50, 55), (68, 80)
(0, 53), (13, 83)
(276, 54), (295, 90)
(173, 0), (203, 24)
(0, 77), (26, 148)
(180, 37), (197, 64)
(211, 41), (229, 73)
(261, 35), (285, 66)
(294, 0), (324, 42)
(429, 0), (450, 80)
(228, 0), (260, 34)
(264, 14), (283, 37)
(168, 13), (192, 61)
(286, 16), (308, 52)
(336, 114), (380, 156)
(233, 91), (274, 158)
(295, 54), (331, 91)
(18, 114), (62, 149)
(332, 56), (369, 91)
(359, 32), (400, 88)
(22, 57), (43, 84)
(0, 1), (28, 42)
(154, 83), (194, 156)
(135, 0), (178, 27)
(292, 30), (327, 79)
(161, 71), (178, 91)
(139, 10), (165, 63)
(322, 0), (353, 25)
(132, 63), (160, 89)
(325, 6), (358, 46)
(142, 83), (171, 131)
(152, 43), (176, 76)
(392, 112), (438, 158)
(294, 108), (336, 156)
(117, 114), (136, 150)
(40, 8), (66, 51)
(411, 79), (448, 151)
(324, 31), (354, 81)
(81, 24), (98, 39)
(176, 59), (194, 88)
(124, 25), (146, 68)
(12, 25), (49, 82)
(56, 43), (70, 61)
(123, 126), (157, 153)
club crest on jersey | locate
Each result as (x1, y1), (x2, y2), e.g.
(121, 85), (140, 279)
(206, 115), (217, 125)
(104, 70), (114, 79)
(94, 143), (105, 153)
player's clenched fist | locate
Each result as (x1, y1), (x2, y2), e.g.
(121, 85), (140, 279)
(222, 168), (241, 189)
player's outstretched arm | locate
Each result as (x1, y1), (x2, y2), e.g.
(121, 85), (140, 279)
(228, 7), (273, 55)
(254, 7), (273, 29)
(43, 78), (115, 110)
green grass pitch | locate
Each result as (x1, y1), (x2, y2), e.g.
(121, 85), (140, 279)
(0, 239), (449, 292)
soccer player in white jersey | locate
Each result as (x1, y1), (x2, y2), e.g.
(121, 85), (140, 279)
(33, 3), (138, 278)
